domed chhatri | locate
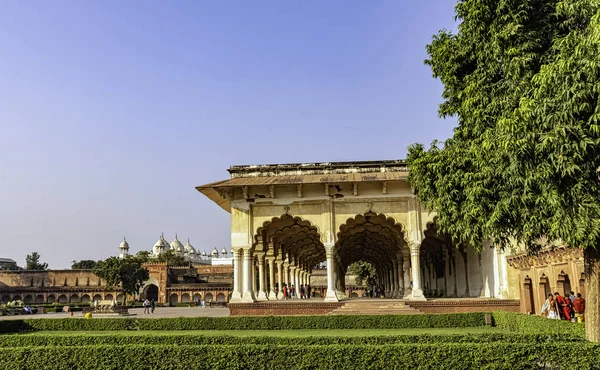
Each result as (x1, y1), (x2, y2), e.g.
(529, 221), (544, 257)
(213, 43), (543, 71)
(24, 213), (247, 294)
(119, 237), (130, 259)
(170, 234), (185, 255)
(119, 235), (232, 264)
(184, 238), (196, 255)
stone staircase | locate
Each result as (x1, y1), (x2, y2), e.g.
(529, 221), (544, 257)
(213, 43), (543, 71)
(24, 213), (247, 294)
(329, 299), (422, 315)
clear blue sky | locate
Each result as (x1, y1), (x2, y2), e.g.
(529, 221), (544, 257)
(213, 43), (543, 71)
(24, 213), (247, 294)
(0, 1), (458, 269)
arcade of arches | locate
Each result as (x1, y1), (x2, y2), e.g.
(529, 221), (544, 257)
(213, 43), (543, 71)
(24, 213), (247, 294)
(197, 160), (513, 303)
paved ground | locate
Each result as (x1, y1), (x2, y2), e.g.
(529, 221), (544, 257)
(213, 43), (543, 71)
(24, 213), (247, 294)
(0, 307), (230, 320)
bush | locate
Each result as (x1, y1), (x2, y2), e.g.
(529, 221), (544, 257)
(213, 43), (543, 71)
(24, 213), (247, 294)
(492, 311), (585, 338)
(0, 332), (585, 348)
(0, 343), (599, 370)
(0, 313), (487, 333)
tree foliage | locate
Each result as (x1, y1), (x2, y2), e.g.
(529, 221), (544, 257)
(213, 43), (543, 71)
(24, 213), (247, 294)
(134, 251), (152, 263)
(155, 250), (188, 266)
(71, 260), (97, 269)
(25, 252), (48, 270)
(407, 0), (600, 340)
(95, 257), (149, 304)
(348, 261), (378, 288)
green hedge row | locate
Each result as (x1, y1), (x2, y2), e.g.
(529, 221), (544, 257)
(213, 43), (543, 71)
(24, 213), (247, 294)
(0, 332), (585, 348)
(1, 343), (599, 370)
(0, 312), (486, 333)
(492, 311), (586, 338)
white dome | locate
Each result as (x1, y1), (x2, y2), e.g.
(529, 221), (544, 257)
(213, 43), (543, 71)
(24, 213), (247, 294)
(221, 248), (227, 256)
(170, 235), (184, 253)
(119, 237), (129, 250)
(211, 247), (219, 257)
(184, 239), (196, 254)
(153, 235), (166, 255)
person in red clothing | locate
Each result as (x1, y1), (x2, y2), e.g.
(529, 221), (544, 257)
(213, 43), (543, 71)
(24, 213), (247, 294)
(572, 293), (586, 322)
(554, 292), (571, 321)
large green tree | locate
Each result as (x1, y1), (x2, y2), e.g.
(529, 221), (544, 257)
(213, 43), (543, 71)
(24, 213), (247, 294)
(95, 257), (149, 305)
(348, 261), (379, 288)
(25, 252), (48, 270)
(155, 250), (188, 266)
(71, 260), (97, 269)
(407, 0), (600, 341)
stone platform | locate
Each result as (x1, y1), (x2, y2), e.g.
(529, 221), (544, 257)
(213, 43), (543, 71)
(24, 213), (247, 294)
(229, 298), (521, 316)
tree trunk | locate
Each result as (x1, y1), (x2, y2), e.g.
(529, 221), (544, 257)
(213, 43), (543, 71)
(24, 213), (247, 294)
(585, 247), (600, 342)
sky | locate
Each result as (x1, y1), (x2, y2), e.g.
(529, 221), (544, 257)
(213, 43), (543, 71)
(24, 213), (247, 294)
(0, 1), (458, 269)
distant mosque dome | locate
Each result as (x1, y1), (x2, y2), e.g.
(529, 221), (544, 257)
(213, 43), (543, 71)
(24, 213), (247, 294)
(170, 234), (185, 254)
(153, 235), (167, 255)
(119, 237), (129, 250)
(221, 248), (228, 256)
(184, 239), (196, 255)
(211, 247), (219, 258)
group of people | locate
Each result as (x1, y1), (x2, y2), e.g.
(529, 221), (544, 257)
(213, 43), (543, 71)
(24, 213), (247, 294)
(541, 291), (585, 322)
(142, 298), (156, 314)
(281, 283), (318, 300)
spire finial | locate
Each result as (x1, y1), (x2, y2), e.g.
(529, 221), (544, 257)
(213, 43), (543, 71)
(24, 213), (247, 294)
(123, 236), (126, 242)
(175, 233), (178, 240)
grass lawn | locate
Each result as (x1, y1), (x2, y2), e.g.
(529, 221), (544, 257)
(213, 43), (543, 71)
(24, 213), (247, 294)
(9, 326), (505, 337)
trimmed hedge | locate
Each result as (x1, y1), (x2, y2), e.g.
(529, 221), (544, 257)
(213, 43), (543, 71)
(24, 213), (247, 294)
(0, 332), (585, 348)
(492, 311), (585, 338)
(0, 312), (486, 333)
(1, 343), (599, 370)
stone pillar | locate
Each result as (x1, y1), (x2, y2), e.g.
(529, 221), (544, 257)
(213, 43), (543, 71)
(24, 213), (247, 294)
(410, 243), (426, 301)
(289, 265), (297, 297)
(255, 253), (268, 301)
(392, 261), (398, 298)
(276, 260), (284, 299)
(497, 248), (508, 298)
(229, 248), (243, 302)
(403, 249), (411, 298)
(324, 244), (339, 302)
(267, 257), (277, 300)
(283, 262), (290, 287)
(241, 248), (256, 302)
(252, 259), (257, 294)
(397, 253), (404, 297)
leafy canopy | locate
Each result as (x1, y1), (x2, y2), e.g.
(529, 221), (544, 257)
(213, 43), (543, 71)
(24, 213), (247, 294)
(155, 250), (188, 266)
(95, 257), (149, 304)
(71, 260), (97, 269)
(407, 0), (600, 252)
(348, 261), (378, 288)
(25, 252), (48, 271)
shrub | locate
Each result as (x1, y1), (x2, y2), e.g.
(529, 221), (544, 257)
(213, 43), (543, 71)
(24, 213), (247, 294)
(0, 332), (585, 348)
(0, 313), (487, 333)
(491, 311), (585, 338)
(0, 343), (599, 370)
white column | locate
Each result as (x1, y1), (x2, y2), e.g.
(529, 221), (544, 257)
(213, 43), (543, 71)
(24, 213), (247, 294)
(251, 259), (257, 293)
(267, 257), (277, 300)
(256, 253), (268, 300)
(410, 243), (426, 301)
(289, 265), (297, 298)
(324, 245), (339, 302)
(229, 248), (243, 302)
(276, 260), (284, 299)
(241, 248), (256, 302)
(397, 253), (404, 297)
(403, 250), (412, 298)
(392, 261), (398, 298)
(497, 247), (508, 298)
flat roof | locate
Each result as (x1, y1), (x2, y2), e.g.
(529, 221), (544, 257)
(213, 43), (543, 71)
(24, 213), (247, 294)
(228, 159), (407, 178)
(197, 159), (408, 212)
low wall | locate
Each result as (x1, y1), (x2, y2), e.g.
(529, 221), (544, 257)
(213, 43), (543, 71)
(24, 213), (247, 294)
(229, 302), (344, 316)
(407, 299), (520, 313)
